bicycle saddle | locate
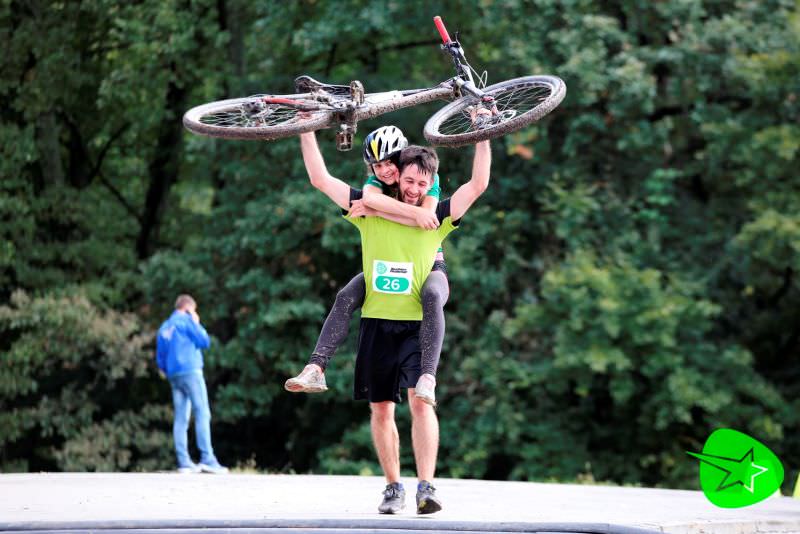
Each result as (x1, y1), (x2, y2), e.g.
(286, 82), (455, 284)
(294, 75), (352, 96)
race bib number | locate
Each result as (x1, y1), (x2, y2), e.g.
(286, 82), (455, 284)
(372, 260), (413, 295)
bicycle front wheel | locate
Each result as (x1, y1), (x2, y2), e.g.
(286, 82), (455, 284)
(423, 75), (566, 147)
(183, 95), (332, 140)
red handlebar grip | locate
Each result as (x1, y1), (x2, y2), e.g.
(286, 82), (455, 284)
(433, 16), (451, 44)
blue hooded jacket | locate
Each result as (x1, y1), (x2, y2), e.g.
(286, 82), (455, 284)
(156, 310), (211, 377)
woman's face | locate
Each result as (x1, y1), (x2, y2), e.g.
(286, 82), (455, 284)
(372, 159), (400, 185)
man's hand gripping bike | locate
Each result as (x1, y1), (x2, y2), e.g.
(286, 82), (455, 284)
(183, 16), (566, 149)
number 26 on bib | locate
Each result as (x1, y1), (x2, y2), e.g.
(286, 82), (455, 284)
(373, 260), (413, 295)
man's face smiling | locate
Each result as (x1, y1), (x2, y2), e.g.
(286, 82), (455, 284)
(399, 164), (432, 206)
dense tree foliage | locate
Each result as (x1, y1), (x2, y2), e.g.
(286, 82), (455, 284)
(1, 0), (798, 491)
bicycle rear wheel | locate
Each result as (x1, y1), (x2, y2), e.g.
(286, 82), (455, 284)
(423, 75), (566, 147)
(183, 95), (332, 140)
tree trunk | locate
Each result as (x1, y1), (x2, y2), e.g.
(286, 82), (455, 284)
(220, 0), (246, 89)
(36, 112), (64, 187)
(136, 74), (186, 259)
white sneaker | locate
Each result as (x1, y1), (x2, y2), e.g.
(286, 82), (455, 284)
(414, 373), (437, 406)
(176, 462), (202, 474)
(285, 364), (328, 393)
(198, 462), (229, 474)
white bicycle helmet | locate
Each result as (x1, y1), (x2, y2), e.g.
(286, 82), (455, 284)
(363, 126), (408, 164)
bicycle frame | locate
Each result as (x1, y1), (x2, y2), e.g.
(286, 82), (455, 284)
(260, 16), (491, 150)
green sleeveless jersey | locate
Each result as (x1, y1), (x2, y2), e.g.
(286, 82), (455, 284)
(344, 193), (458, 320)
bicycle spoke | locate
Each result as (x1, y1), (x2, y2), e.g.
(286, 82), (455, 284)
(198, 95), (327, 129)
(437, 84), (553, 136)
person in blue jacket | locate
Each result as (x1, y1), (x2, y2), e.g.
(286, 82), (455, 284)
(156, 294), (227, 474)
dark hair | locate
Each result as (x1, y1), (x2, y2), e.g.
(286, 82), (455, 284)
(174, 294), (196, 310)
(364, 151), (402, 178)
(398, 145), (439, 178)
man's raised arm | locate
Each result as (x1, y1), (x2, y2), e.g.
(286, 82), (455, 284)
(450, 140), (491, 221)
(300, 132), (351, 210)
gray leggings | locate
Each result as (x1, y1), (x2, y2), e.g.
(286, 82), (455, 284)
(309, 270), (449, 377)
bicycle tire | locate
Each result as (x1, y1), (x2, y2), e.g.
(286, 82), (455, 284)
(182, 95), (333, 141)
(423, 75), (566, 147)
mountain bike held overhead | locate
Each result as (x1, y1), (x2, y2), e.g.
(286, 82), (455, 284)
(183, 16), (565, 148)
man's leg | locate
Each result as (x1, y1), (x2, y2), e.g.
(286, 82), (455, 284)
(185, 371), (227, 473)
(415, 270), (449, 405)
(408, 392), (439, 481)
(408, 391), (442, 513)
(371, 401), (400, 482)
(286, 273), (366, 393)
(371, 401), (405, 514)
(169, 376), (195, 471)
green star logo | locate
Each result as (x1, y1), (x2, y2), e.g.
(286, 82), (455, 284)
(687, 428), (783, 508)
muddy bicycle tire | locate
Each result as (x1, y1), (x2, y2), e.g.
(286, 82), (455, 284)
(423, 75), (566, 147)
(182, 95), (333, 141)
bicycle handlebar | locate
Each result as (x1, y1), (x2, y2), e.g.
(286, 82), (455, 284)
(433, 16), (451, 44)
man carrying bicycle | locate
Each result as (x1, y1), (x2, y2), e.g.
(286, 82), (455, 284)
(286, 125), (449, 406)
(296, 128), (491, 515)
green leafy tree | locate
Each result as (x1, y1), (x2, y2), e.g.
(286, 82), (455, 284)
(2, 0), (799, 490)
(0, 290), (167, 471)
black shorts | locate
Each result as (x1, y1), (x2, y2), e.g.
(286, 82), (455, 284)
(354, 318), (422, 403)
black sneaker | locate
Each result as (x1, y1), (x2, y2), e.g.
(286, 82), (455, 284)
(378, 482), (405, 514)
(416, 480), (442, 514)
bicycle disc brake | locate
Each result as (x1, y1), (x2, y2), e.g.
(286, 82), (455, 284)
(476, 109), (517, 128)
(240, 100), (278, 125)
(471, 96), (517, 129)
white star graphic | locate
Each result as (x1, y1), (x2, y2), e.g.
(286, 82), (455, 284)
(744, 462), (769, 493)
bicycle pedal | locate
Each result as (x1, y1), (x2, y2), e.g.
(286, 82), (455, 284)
(336, 131), (353, 151)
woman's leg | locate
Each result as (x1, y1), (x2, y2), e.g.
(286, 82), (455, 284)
(414, 267), (449, 406)
(309, 272), (366, 370)
(419, 269), (449, 377)
(286, 273), (365, 393)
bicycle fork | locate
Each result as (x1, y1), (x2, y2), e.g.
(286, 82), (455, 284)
(435, 15), (499, 128)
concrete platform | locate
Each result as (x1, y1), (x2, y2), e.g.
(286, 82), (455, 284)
(1, 473), (798, 533)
